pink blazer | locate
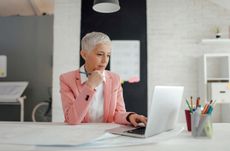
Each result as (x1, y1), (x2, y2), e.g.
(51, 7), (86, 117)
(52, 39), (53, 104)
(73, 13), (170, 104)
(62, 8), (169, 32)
(59, 69), (132, 125)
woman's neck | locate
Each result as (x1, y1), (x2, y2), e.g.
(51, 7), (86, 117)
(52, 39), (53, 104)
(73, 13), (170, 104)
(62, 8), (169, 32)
(84, 65), (92, 74)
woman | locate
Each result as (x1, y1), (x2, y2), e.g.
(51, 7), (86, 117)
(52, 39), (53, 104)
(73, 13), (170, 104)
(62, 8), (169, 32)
(60, 32), (147, 127)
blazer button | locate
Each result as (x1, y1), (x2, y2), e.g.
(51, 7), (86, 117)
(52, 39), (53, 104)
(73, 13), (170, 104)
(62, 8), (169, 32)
(85, 95), (89, 101)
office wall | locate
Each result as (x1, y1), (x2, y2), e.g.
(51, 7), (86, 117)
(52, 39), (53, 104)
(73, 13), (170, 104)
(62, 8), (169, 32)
(52, 0), (81, 122)
(53, 0), (230, 122)
(147, 0), (230, 121)
(0, 16), (53, 121)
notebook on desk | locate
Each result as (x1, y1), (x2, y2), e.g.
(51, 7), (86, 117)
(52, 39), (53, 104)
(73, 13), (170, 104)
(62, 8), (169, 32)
(107, 86), (184, 138)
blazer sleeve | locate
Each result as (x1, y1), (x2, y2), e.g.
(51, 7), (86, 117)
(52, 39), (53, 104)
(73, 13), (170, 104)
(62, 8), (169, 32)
(113, 75), (133, 125)
(59, 74), (95, 125)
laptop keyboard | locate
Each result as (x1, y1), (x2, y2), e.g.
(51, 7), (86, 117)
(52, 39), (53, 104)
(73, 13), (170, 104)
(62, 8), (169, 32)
(126, 127), (146, 135)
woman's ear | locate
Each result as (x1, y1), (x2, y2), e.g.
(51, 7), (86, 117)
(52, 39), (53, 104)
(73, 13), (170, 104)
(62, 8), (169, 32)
(80, 50), (87, 60)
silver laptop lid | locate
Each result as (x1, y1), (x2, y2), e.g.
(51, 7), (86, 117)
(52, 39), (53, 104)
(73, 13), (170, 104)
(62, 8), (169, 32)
(145, 86), (184, 137)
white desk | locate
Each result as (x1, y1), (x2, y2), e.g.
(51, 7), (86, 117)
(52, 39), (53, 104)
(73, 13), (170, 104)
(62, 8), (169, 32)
(0, 82), (29, 121)
(0, 122), (229, 151)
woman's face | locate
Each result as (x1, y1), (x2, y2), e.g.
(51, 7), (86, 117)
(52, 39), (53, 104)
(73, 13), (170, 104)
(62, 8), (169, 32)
(81, 42), (111, 73)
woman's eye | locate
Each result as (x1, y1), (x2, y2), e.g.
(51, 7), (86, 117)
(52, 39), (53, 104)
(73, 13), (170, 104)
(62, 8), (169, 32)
(97, 53), (103, 56)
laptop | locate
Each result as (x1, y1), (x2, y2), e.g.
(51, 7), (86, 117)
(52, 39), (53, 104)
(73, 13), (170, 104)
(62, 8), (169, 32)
(107, 86), (184, 138)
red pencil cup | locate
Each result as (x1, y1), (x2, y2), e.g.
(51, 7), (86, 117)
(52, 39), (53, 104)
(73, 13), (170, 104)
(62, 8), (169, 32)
(185, 109), (191, 131)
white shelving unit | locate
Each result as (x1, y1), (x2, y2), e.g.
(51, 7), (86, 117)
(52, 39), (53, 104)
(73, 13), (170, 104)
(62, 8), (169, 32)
(199, 51), (230, 122)
(199, 53), (230, 103)
(200, 39), (230, 122)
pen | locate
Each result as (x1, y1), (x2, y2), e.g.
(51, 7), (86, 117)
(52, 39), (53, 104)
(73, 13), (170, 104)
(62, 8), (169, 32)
(212, 100), (217, 107)
(186, 99), (193, 113)
(209, 100), (213, 105)
(202, 103), (209, 114)
(206, 100), (216, 114)
(190, 96), (193, 110)
(196, 97), (200, 109)
(79, 71), (91, 77)
(207, 106), (213, 115)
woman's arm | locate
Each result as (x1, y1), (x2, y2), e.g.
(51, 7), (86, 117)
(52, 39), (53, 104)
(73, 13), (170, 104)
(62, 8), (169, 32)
(113, 75), (147, 126)
(113, 76), (133, 125)
(60, 75), (95, 125)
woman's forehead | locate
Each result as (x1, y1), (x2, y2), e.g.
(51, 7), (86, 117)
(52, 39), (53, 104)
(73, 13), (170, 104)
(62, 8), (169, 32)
(94, 43), (111, 52)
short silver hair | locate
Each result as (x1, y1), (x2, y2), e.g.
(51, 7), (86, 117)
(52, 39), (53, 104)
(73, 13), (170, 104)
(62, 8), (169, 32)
(81, 32), (111, 51)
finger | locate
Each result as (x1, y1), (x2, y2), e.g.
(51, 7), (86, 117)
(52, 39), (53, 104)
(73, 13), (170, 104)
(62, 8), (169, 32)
(93, 70), (103, 76)
(143, 117), (148, 125)
(130, 118), (138, 127)
(138, 115), (147, 125)
(142, 118), (147, 126)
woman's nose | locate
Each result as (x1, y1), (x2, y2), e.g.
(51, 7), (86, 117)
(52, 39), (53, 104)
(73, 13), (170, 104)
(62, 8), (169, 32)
(102, 55), (108, 63)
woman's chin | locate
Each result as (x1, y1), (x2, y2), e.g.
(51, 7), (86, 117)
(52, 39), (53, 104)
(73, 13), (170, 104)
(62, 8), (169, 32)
(96, 67), (105, 71)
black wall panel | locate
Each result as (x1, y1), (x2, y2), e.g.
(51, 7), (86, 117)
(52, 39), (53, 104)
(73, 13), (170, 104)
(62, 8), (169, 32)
(80, 0), (147, 115)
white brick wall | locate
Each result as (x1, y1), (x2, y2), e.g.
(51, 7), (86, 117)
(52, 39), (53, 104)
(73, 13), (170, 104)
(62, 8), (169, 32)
(52, 0), (81, 122)
(53, 0), (230, 122)
(147, 0), (230, 121)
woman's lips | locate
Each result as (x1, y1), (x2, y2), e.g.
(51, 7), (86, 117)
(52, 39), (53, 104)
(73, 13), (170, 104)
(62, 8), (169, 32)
(97, 65), (105, 69)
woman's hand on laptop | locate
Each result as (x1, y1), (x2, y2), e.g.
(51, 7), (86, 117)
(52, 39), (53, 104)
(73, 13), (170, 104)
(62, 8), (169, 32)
(127, 113), (147, 127)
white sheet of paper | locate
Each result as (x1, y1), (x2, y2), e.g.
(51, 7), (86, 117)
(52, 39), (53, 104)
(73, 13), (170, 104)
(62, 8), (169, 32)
(74, 126), (184, 148)
(0, 122), (183, 148)
(34, 126), (184, 150)
(111, 40), (140, 83)
(0, 123), (115, 146)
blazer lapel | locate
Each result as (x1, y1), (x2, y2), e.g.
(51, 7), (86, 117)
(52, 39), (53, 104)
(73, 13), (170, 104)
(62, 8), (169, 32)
(75, 70), (90, 122)
(103, 71), (112, 122)
(75, 70), (84, 93)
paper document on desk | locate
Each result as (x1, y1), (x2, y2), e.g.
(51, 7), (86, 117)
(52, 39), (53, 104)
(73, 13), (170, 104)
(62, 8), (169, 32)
(74, 125), (184, 148)
(0, 123), (183, 148)
(0, 123), (112, 146)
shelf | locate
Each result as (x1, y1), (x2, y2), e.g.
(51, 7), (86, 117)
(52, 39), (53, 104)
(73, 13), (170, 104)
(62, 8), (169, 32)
(204, 53), (230, 57)
(207, 78), (229, 81)
(207, 78), (229, 83)
(201, 39), (230, 43)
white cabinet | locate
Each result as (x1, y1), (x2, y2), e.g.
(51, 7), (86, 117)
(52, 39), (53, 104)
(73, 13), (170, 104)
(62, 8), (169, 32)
(207, 82), (230, 122)
(199, 53), (230, 102)
(199, 53), (230, 122)
(199, 40), (230, 122)
(208, 83), (230, 103)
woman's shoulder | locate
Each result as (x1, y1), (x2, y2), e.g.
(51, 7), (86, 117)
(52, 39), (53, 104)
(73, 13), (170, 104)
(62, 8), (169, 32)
(60, 69), (79, 79)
